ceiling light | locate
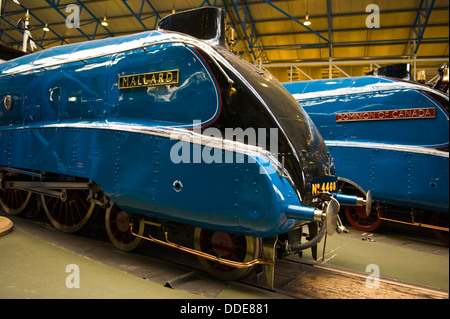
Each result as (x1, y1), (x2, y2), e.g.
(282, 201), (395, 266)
(101, 17), (108, 27)
(304, 13), (311, 26)
(43, 24), (50, 32)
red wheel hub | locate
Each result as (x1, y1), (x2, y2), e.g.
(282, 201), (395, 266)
(344, 191), (383, 232)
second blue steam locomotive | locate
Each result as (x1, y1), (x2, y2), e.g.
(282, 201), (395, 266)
(283, 72), (449, 245)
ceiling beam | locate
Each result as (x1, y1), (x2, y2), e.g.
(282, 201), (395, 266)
(75, 0), (114, 39)
(1, 0), (68, 51)
(44, 0), (91, 41)
(412, 0), (436, 55)
(222, 0), (260, 63)
(121, 0), (161, 31)
(251, 6), (448, 24)
(260, 0), (329, 43)
(256, 37), (449, 51)
(255, 23), (448, 38)
(327, 0), (333, 59)
(265, 57), (449, 68)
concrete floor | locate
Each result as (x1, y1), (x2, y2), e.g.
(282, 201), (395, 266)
(0, 210), (448, 299)
(301, 225), (449, 292)
(0, 212), (279, 299)
(1, 228), (198, 299)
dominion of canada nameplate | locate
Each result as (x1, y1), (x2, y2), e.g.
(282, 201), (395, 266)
(119, 70), (179, 89)
(336, 107), (435, 122)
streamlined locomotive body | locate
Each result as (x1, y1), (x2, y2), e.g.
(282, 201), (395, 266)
(0, 8), (365, 287)
(283, 75), (449, 244)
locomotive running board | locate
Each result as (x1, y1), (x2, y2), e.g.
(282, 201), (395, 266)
(130, 223), (277, 289)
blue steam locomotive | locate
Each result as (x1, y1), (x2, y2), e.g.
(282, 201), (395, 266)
(0, 8), (367, 287)
(283, 72), (449, 245)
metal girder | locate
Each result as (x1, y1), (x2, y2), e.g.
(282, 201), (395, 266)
(327, 0), (333, 53)
(258, 36), (449, 52)
(407, 0), (437, 56)
(413, 0), (436, 55)
(0, 0), (56, 51)
(0, 16), (45, 51)
(326, 0), (333, 78)
(269, 57), (449, 69)
(260, 0), (329, 43)
(222, 0), (262, 63)
(1, 0), (119, 50)
(258, 22), (448, 38)
(121, 0), (161, 31)
(44, 0), (90, 41)
(279, 57), (450, 82)
(199, 0), (218, 6)
(2, 0), (115, 50)
(74, 0), (114, 39)
(44, 0), (115, 41)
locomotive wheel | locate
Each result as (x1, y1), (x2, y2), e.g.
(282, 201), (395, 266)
(431, 212), (449, 247)
(41, 190), (96, 233)
(344, 190), (384, 232)
(0, 170), (34, 215)
(105, 203), (143, 251)
(0, 188), (33, 215)
(193, 227), (262, 281)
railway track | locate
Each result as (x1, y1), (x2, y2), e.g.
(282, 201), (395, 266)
(269, 258), (448, 299)
(2, 210), (448, 299)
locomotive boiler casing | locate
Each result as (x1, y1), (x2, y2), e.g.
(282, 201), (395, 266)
(0, 9), (339, 238)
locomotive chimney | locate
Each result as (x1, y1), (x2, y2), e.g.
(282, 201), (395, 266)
(157, 7), (226, 47)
